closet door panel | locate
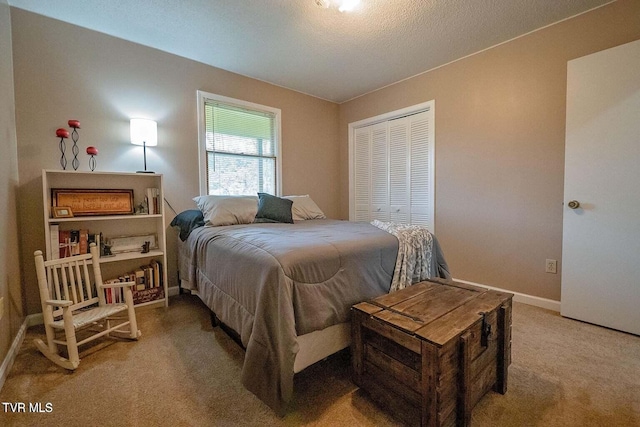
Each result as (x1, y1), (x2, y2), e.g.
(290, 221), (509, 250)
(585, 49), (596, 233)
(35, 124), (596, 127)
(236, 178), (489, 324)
(409, 111), (434, 230)
(389, 118), (410, 224)
(354, 127), (371, 222)
(389, 206), (409, 223)
(370, 123), (389, 218)
(371, 206), (390, 221)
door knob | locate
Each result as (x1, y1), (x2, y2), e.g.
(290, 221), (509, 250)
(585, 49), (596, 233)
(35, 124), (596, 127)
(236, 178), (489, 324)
(567, 200), (580, 209)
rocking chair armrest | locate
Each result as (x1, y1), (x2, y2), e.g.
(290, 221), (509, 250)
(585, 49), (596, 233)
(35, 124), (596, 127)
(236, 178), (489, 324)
(98, 280), (136, 289)
(45, 299), (73, 307)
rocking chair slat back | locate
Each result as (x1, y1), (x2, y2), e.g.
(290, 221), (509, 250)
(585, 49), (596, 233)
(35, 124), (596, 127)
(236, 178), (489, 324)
(45, 252), (99, 316)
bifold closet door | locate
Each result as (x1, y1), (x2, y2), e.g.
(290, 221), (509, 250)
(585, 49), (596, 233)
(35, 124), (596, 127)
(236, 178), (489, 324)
(352, 107), (434, 231)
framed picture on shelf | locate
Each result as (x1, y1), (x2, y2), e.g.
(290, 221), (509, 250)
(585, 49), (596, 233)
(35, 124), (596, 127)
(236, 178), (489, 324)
(107, 233), (158, 254)
(52, 206), (74, 218)
(52, 188), (134, 216)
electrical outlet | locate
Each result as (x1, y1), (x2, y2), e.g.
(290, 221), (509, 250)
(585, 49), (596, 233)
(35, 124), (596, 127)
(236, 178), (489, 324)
(0, 297), (4, 320)
(545, 259), (557, 274)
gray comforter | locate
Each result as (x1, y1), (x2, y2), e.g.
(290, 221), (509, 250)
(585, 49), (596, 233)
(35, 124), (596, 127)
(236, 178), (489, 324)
(180, 219), (448, 414)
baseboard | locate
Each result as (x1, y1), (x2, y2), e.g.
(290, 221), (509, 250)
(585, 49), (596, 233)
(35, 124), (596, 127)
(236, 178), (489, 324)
(178, 278), (560, 311)
(168, 285), (180, 297)
(0, 317), (29, 392)
(26, 312), (43, 327)
(453, 278), (561, 312)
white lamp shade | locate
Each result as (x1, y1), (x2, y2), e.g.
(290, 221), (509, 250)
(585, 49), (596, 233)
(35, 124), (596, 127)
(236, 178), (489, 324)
(130, 119), (158, 147)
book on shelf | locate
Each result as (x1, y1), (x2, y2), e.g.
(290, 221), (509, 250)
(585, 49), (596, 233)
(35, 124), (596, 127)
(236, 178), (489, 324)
(150, 259), (161, 289)
(141, 265), (151, 289)
(69, 230), (79, 256)
(134, 268), (146, 291)
(79, 229), (89, 255)
(49, 224), (60, 260)
(145, 188), (160, 215)
(133, 260), (164, 305)
(104, 261), (164, 306)
(52, 228), (104, 259)
(51, 226), (90, 259)
(59, 229), (71, 258)
(103, 279), (124, 304)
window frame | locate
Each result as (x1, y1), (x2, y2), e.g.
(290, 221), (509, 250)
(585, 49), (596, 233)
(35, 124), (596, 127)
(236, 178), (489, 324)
(197, 90), (282, 196)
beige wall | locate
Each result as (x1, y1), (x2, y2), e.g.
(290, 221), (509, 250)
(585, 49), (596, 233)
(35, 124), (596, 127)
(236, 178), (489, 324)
(339, 0), (640, 301)
(11, 9), (339, 315)
(9, 1), (640, 317)
(0, 0), (23, 367)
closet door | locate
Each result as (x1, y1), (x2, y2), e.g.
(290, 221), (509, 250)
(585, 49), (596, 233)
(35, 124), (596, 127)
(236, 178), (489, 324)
(388, 117), (410, 223)
(349, 101), (434, 229)
(370, 122), (389, 221)
(353, 127), (371, 222)
(409, 111), (434, 231)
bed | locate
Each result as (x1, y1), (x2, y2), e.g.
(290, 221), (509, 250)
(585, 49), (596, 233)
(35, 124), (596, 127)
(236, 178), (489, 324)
(173, 195), (450, 415)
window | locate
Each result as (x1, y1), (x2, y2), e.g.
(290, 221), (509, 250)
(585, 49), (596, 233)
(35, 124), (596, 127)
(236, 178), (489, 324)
(197, 91), (282, 196)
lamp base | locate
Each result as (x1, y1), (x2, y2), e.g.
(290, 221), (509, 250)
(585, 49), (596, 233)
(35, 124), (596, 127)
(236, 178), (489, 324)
(136, 170), (155, 174)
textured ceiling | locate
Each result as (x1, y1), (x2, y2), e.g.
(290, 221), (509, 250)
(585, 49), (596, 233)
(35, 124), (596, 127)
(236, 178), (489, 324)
(9, 0), (614, 103)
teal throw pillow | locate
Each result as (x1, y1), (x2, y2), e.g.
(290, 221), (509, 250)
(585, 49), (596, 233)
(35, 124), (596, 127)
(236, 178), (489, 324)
(254, 193), (294, 224)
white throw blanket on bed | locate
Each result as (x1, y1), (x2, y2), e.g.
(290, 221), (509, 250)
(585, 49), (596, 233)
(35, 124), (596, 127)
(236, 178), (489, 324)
(371, 220), (434, 292)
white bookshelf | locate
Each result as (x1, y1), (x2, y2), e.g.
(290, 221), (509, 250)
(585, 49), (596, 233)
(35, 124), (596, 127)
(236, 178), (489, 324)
(42, 169), (169, 308)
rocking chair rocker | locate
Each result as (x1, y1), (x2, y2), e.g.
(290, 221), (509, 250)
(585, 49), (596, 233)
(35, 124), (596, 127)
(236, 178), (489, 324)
(34, 242), (141, 370)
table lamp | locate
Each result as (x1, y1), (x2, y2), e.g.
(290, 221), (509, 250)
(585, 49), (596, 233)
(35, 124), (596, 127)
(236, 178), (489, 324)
(130, 118), (157, 173)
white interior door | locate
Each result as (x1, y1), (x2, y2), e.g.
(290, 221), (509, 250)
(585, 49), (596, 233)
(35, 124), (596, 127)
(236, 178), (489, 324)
(561, 39), (640, 335)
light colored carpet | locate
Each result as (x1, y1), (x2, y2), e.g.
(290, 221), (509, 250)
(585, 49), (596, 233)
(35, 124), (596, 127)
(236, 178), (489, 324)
(1, 294), (639, 426)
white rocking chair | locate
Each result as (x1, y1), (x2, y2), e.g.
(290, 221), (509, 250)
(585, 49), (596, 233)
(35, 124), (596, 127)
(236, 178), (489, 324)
(34, 242), (141, 370)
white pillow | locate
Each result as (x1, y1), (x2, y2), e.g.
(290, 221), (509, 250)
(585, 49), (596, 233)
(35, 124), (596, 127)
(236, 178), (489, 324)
(193, 195), (258, 226)
(283, 195), (326, 221)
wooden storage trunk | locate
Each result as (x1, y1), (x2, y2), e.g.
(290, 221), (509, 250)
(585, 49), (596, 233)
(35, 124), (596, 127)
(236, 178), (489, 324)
(351, 279), (513, 427)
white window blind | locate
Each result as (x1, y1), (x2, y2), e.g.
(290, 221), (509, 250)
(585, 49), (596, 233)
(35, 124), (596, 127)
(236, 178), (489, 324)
(203, 98), (278, 195)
